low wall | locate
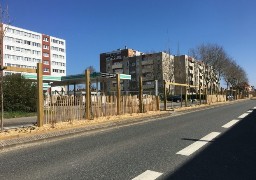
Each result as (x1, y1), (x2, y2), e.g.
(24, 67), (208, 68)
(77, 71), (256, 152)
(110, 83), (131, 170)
(207, 95), (226, 104)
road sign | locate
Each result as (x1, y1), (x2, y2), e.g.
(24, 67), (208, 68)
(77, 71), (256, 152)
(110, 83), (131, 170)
(101, 73), (116, 78)
(120, 74), (131, 80)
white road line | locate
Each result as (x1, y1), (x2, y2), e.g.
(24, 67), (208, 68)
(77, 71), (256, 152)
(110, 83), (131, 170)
(222, 120), (239, 128)
(238, 113), (249, 119)
(176, 132), (221, 156)
(247, 110), (253, 113)
(132, 170), (163, 180)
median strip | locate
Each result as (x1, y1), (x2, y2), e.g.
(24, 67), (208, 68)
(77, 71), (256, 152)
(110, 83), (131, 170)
(176, 132), (221, 156)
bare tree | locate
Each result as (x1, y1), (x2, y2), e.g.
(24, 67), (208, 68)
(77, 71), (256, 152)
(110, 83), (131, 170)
(85, 66), (97, 91)
(190, 43), (228, 94)
(85, 65), (96, 73)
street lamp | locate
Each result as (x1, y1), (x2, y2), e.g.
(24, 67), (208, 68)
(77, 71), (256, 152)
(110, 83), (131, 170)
(0, 65), (7, 132)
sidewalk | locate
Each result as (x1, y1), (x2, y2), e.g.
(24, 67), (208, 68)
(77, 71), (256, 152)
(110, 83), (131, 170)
(0, 99), (248, 149)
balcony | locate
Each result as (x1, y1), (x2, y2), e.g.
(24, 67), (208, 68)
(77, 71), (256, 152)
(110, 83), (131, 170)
(189, 69), (194, 74)
(189, 62), (195, 66)
(141, 59), (153, 65)
(112, 63), (122, 69)
(114, 69), (124, 74)
(142, 67), (153, 73)
(198, 65), (203, 70)
(143, 76), (155, 81)
(143, 84), (155, 89)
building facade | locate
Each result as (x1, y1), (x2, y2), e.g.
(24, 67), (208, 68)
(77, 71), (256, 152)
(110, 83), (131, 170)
(0, 24), (66, 92)
(100, 48), (220, 96)
(100, 48), (174, 94)
(174, 55), (219, 95)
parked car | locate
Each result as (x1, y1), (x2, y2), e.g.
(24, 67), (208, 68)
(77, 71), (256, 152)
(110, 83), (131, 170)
(167, 95), (182, 102)
(226, 95), (234, 100)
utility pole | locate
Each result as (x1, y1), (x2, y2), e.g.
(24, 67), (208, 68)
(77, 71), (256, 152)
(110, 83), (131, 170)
(0, 65), (7, 132)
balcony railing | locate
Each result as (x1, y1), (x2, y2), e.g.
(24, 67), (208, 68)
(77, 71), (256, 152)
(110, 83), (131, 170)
(143, 84), (155, 89)
(141, 59), (154, 65)
(112, 63), (122, 69)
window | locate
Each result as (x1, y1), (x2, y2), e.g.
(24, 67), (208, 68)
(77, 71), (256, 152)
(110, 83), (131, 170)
(59, 48), (65, 52)
(5, 45), (14, 50)
(43, 60), (49, 65)
(52, 69), (59, 73)
(43, 45), (49, 50)
(43, 68), (49, 72)
(43, 37), (49, 42)
(16, 39), (23, 43)
(24, 40), (31, 45)
(43, 53), (49, 57)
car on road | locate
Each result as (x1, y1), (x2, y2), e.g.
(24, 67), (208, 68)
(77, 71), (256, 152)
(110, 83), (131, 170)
(167, 95), (182, 102)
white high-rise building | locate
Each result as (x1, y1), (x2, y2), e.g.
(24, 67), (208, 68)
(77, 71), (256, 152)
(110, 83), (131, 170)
(0, 23), (66, 92)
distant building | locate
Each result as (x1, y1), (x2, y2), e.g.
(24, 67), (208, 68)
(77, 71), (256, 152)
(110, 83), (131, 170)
(100, 47), (174, 94)
(100, 47), (143, 94)
(100, 48), (219, 95)
(0, 23), (66, 92)
(174, 55), (219, 95)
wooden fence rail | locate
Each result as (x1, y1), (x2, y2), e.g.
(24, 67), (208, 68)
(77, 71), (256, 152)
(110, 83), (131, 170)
(44, 94), (159, 124)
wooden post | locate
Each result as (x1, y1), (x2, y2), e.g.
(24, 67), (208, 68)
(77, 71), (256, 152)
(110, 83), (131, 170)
(139, 76), (143, 113)
(199, 84), (201, 105)
(37, 63), (44, 127)
(185, 87), (188, 107)
(163, 80), (167, 111)
(156, 96), (160, 111)
(85, 69), (90, 119)
(116, 74), (121, 115)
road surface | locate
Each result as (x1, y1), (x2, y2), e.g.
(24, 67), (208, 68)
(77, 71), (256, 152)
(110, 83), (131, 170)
(0, 99), (256, 180)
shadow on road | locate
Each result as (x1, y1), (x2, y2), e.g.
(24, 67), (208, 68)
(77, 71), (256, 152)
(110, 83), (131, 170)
(163, 109), (256, 180)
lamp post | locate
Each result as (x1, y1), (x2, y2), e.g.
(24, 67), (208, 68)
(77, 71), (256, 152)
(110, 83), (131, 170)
(0, 65), (6, 132)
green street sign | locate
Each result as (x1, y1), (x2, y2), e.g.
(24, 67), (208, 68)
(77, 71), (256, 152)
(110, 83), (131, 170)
(120, 74), (131, 80)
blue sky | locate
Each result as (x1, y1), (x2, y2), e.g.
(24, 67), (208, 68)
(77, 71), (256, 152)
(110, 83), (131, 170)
(2, 0), (256, 87)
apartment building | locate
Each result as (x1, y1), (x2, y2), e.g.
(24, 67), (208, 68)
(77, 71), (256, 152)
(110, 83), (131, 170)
(100, 48), (174, 94)
(100, 47), (143, 93)
(174, 55), (219, 95)
(100, 48), (220, 95)
(0, 24), (66, 92)
(128, 52), (174, 94)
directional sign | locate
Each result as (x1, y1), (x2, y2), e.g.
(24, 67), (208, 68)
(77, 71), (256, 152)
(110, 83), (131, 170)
(120, 74), (131, 80)
(101, 72), (116, 78)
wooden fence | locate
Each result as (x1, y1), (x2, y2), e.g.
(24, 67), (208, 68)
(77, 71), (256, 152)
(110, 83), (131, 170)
(44, 94), (159, 124)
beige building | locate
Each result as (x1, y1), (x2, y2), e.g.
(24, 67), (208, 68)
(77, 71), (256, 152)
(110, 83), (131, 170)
(100, 48), (174, 94)
(174, 55), (219, 95)
(100, 48), (219, 95)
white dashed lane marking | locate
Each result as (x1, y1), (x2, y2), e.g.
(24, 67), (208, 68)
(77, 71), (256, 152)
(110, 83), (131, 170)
(132, 170), (163, 180)
(238, 113), (249, 119)
(222, 120), (239, 128)
(176, 132), (221, 156)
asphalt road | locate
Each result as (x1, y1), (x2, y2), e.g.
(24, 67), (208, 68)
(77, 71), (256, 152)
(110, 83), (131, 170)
(0, 100), (256, 180)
